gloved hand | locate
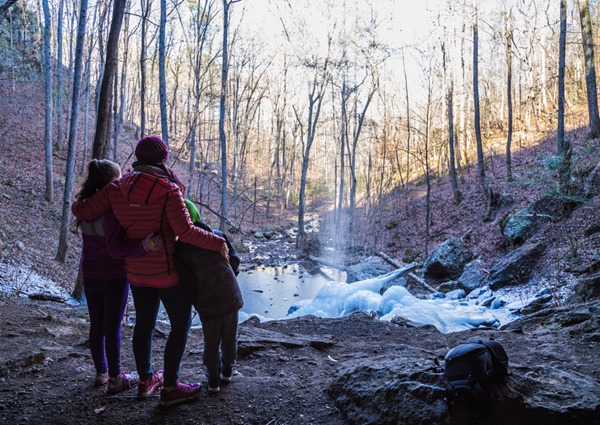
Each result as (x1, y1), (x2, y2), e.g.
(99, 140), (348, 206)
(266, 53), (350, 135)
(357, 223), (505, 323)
(141, 232), (163, 252)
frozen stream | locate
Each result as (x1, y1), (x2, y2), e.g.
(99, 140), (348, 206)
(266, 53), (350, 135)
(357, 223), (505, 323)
(237, 265), (345, 319)
(0, 260), (562, 334)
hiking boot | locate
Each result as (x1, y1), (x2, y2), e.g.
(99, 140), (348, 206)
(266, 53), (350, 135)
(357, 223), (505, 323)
(94, 372), (109, 387)
(208, 376), (220, 393)
(159, 381), (202, 407)
(137, 370), (164, 398)
(107, 372), (139, 394)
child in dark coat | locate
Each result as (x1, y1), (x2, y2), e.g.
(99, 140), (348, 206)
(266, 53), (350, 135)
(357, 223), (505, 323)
(174, 200), (243, 393)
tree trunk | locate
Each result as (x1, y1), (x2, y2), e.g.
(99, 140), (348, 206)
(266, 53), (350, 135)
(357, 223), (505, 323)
(577, 0), (600, 138)
(112, 59), (119, 161)
(114, 3), (130, 163)
(297, 70), (327, 244)
(506, 5), (514, 182)
(55, 0), (64, 151)
(348, 86), (375, 241)
(42, 0), (53, 203)
(558, 0), (572, 194)
(402, 49), (411, 185)
(219, 0), (231, 231)
(424, 73), (432, 257)
(55, 0), (88, 263)
(95, 1), (108, 113)
(139, 0), (150, 137)
(336, 80), (347, 245)
(65, 0), (76, 132)
(472, 1), (493, 221)
(447, 78), (461, 204)
(80, 5), (97, 175)
(92, 0), (127, 160)
(159, 0), (168, 144)
(442, 41), (461, 204)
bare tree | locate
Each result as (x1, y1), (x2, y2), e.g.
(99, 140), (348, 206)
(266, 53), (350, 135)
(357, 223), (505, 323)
(158, 0), (168, 144)
(472, 0), (493, 221)
(228, 40), (270, 216)
(80, 4), (98, 175)
(55, 0), (65, 151)
(41, 0), (53, 203)
(402, 48), (412, 186)
(347, 79), (376, 242)
(269, 55), (292, 211)
(92, 0), (128, 159)
(442, 40), (461, 204)
(186, 0), (217, 197)
(576, 0), (600, 138)
(139, 0), (152, 137)
(557, 0), (571, 193)
(218, 0), (241, 231)
(94, 1), (109, 112)
(56, 0), (89, 263)
(505, 5), (514, 182)
(113, 0), (131, 163)
(296, 59), (330, 244)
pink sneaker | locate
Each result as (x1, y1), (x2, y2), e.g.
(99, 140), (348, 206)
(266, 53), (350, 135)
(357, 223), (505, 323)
(107, 372), (139, 394)
(137, 370), (164, 398)
(159, 381), (202, 407)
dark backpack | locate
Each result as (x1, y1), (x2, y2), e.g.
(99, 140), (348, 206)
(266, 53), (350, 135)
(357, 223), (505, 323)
(440, 339), (509, 418)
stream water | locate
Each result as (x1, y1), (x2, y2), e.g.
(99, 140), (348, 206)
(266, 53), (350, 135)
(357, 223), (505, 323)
(237, 265), (345, 320)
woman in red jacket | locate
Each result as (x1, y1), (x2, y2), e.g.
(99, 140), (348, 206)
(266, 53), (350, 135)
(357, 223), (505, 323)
(71, 136), (229, 408)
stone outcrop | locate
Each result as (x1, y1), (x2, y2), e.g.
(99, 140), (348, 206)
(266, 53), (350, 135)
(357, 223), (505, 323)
(572, 272), (600, 303)
(486, 241), (546, 290)
(325, 303), (600, 425)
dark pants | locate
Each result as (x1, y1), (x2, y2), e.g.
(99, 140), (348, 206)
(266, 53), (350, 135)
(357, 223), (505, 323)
(201, 310), (238, 379)
(84, 277), (129, 377)
(130, 284), (192, 387)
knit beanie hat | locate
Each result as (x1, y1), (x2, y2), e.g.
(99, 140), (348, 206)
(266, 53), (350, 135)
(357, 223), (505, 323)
(184, 199), (202, 223)
(135, 135), (168, 164)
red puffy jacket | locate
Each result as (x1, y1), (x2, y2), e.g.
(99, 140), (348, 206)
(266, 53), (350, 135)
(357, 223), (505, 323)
(71, 169), (226, 288)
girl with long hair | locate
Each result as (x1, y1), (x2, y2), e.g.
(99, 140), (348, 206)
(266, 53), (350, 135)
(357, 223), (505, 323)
(76, 159), (160, 394)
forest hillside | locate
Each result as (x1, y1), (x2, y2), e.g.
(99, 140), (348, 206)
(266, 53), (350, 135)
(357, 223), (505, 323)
(0, 77), (599, 306)
(1, 0), (599, 296)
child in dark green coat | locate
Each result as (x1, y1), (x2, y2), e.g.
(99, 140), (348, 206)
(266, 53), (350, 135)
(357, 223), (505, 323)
(175, 200), (243, 393)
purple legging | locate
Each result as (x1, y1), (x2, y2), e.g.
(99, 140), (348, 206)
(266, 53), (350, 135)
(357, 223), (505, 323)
(84, 277), (129, 377)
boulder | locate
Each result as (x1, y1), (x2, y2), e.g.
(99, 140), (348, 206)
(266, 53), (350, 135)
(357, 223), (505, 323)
(571, 272), (600, 302)
(423, 238), (470, 280)
(327, 302), (600, 425)
(327, 354), (449, 425)
(502, 196), (561, 246)
(487, 241), (546, 290)
(436, 280), (460, 293)
(502, 206), (538, 246)
(456, 259), (486, 293)
(346, 257), (392, 283)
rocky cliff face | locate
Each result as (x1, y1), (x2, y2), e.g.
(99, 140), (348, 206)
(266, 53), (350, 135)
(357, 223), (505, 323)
(325, 302), (600, 425)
